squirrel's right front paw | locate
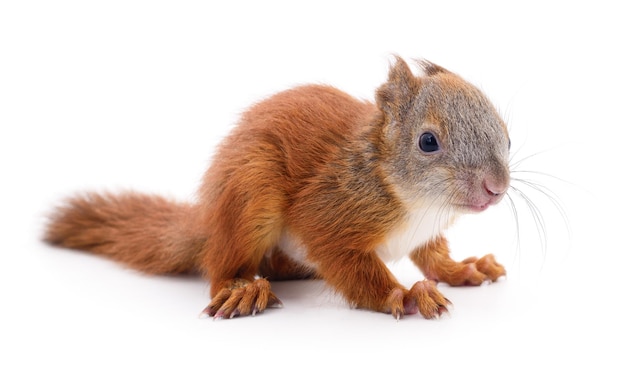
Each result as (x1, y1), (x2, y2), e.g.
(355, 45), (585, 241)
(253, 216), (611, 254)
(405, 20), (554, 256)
(386, 280), (450, 320)
(200, 278), (282, 319)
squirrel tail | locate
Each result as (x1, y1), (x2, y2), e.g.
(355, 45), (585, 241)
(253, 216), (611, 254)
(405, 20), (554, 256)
(43, 191), (205, 275)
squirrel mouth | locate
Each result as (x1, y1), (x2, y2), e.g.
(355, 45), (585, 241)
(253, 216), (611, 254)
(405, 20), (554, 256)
(457, 203), (491, 213)
(457, 193), (506, 213)
(468, 204), (490, 213)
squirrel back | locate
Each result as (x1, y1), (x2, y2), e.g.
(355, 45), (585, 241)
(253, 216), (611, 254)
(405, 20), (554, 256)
(44, 57), (510, 320)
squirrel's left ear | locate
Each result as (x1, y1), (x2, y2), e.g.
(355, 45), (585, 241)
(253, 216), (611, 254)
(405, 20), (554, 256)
(375, 56), (420, 119)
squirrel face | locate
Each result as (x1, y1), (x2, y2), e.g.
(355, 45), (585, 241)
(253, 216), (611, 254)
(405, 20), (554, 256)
(376, 58), (510, 214)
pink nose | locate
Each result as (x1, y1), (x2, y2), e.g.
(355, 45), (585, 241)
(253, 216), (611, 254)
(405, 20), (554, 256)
(483, 178), (508, 197)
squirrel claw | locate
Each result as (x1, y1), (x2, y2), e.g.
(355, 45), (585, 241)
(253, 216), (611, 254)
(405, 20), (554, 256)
(392, 306), (403, 321)
(268, 298), (284, 309)
(199, 305), (215, 319)
(212, 310), (225, 321)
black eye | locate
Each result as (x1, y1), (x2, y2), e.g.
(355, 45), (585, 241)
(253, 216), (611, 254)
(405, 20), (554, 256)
(419, 132), (440, 153)
(508, 138), (511, 150)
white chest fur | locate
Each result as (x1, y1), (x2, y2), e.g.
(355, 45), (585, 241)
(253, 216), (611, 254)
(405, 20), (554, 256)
(375, 205), (457, 263)
(277, 204), (457, 267)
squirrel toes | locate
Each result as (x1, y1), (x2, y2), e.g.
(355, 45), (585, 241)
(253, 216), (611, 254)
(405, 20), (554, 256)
(44, 57), (510, 320)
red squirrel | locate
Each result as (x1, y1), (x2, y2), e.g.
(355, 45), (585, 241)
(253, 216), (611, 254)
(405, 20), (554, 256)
(44, 57), (510, 320)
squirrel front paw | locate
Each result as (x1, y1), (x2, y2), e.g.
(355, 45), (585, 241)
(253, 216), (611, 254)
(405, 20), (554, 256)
(201, 278), (282, 319)
(385, 280), (450, 320)
(429, 254), (506, 286)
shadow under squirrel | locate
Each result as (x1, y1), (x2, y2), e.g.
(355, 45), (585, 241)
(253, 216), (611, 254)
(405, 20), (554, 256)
(44, 57), (510, 320)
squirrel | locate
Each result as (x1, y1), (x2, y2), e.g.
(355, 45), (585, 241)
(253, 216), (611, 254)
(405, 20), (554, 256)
(44, 56), (510, 320)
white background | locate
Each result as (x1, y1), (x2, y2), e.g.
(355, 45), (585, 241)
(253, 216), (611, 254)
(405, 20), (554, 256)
(2, 1), (624, 373)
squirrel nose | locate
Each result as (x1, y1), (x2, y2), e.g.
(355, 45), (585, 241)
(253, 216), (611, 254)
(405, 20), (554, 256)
(483, 178), (508, 197)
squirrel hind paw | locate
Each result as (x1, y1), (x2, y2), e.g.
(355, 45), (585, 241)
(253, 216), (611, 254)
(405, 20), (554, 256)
(200, 278), (282, 320)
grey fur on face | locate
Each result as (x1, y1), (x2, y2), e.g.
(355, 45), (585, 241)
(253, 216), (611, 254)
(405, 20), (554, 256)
(377, 58), (510, 208)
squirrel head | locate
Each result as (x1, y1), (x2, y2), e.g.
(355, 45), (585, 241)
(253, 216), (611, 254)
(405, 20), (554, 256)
(376, 57), (510, 214)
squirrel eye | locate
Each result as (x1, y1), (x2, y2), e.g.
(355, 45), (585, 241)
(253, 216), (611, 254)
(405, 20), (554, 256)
(419, 132), (440, 153)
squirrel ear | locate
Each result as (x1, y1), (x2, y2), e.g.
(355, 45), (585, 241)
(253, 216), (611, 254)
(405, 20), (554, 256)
(375, 56), (420, 118)
(416, 59), (449, 76)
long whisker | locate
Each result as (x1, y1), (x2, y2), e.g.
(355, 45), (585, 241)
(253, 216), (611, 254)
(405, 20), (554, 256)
(511, 177), (572, 246)
(511, 170), (577, 188)
(509, 142), (573, 171)
(507, 139), (576, 272)
(508, 184), (549, 269)
(503, 192), (522, 271)
(509, 149), (555, 170)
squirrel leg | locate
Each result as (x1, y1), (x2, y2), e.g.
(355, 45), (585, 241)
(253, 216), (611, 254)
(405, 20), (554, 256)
(258, 248), (317, 281)
(199, 239), (285, 319)
(200, 246), (315, 319)
(410, 236), (506, 286)
(198, 203), (285, 319)
(311, 248), (449, 319)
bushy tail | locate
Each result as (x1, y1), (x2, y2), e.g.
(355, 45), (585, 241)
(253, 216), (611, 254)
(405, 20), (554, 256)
(43, 191), (206, 275)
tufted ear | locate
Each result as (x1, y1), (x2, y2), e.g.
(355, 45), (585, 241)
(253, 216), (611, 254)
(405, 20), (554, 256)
(416, 59), (450, 76)
(375, 56), (421, 120)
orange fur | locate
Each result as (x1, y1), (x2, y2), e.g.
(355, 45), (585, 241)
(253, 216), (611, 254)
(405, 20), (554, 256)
(45, 192), (205, 274)
(410, 236), (506, 286)
(44, 57), (509, 320)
